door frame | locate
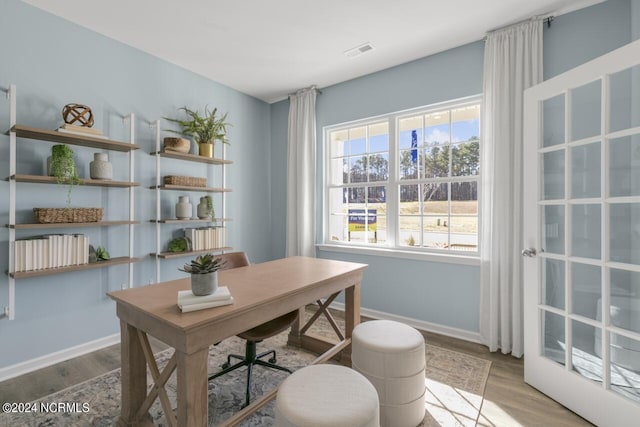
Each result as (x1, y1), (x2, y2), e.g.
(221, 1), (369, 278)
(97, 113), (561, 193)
(523, 39), (640, 426)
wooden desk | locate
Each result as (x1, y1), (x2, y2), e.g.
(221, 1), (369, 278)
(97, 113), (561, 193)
(108, 256), (367, 427)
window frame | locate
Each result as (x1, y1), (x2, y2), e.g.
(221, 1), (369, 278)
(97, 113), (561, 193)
(322, 95), (482, 259)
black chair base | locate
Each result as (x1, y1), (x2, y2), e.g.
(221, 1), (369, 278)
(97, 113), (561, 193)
(208, 340), (292, 408)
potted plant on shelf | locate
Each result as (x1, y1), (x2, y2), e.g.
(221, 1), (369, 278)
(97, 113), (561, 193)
(165, 106), (231, 158)
(47, 144), (81, 206)
(179, 254), (226, 296)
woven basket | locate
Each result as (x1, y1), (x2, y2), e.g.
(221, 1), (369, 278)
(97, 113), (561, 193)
(164, 175), (207, 187)
(33, 208), (103, 224)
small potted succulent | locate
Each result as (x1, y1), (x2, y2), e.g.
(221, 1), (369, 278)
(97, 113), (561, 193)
(164, 106), (231, 158)
(179, 254), (226, 296)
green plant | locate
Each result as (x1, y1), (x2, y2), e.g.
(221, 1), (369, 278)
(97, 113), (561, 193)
(164, 106), (231, 145)
(95, 246), (110, 261)
(179, 254), (226, 275)
(406, 235), (416, 246)
(49, 144), (81, 206)
(168, 236), (191, 253)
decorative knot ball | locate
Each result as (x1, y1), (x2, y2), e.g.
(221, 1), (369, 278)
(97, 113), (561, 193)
(62, 103), (94, 127)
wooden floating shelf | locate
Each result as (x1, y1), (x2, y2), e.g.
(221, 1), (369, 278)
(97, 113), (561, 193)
(150, 218), (232, 224)
(151, 184), (231, 193)
(8, 221), (140, 230)
(10, 125), (140, 152)
(10, 174), (140, 188)
(151, 151), (232, 165)
(9, 256), (140, 279)
(153, 247), (233, 259)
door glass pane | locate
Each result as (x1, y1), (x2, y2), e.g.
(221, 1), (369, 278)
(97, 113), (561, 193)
(610, 135), (640, 197)
(543, 205), (565, 255)
(610, 332), (640, 403)
(572, 204), (601, 259)
(543, 150), (565, 200)
(571, 80), (601, 141)
(610, 269), (640, 334)
(571, 142), (601, 198)
(571, 320), (603, 384)
(543, 310), (566, 365)
(571, 263), (601, 320)
(610, 65), (640, 133)
(543, 94), (565, 147)
(610, 203), (640, 265)
(543, 259), (565, 309)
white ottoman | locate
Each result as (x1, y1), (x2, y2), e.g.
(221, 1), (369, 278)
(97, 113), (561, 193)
(352, 320), (426, 427)
(275, 364), (380, 427)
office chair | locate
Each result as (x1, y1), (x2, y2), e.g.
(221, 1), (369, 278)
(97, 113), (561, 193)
(208, 252), (299, 408)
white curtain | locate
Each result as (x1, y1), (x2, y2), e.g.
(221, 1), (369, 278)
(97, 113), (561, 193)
(286, 87), (318, 257)
(479, 18), (542, 357)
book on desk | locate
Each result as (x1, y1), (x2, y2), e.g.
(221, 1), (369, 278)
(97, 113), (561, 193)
(177, 286), (234, 313)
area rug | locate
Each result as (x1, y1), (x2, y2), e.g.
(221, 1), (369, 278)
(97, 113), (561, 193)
(0, 320), (491, 427)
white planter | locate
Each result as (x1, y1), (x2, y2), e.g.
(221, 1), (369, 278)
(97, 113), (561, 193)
(191, 271), (218, 296)
(89, 153), (113, 180)
(176, 196), (192, 219)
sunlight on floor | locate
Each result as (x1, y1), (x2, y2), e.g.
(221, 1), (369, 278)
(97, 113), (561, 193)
(474, 399), (524, 427)
(424, 378), (487, 426)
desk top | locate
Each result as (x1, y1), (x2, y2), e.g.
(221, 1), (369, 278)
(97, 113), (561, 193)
(108, 256), (366, 334)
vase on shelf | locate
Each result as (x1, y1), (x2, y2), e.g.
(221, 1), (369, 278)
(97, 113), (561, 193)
(89, 153), (113, 180)
(176, 196), (192, 220)
(197, 196), (213, 220)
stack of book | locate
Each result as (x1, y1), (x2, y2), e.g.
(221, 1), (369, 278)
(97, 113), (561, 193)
(14, 234), (89, 272)
(184, 227), (226, 251)
(177, 286), (234, 313)
(56, 123), (108, 139)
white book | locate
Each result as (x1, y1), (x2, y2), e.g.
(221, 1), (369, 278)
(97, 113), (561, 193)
(36, 240), (44, 270)
(43, 239), (50, 270)
(25, 240), (33, 271)
(177, 287), (232, 307)
(56, 127), (109, 139)
(57, 235), (63, 268)
(179, 297), (234, 313)
(72, 236), (78, 265)
(61, 235), (68, 267)
(84, 235), (89, 264)
(14, 241), (23, 272)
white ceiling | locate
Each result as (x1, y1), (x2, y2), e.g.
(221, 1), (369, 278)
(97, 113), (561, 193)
(23, 0), (604, 103)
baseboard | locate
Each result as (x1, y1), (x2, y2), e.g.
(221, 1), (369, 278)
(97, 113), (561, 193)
(0, 333), (120, 383)
(330, 302), (483, 344)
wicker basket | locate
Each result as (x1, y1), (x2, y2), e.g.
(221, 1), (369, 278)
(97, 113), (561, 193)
(33, 208), (103, 224)
(164, 175), (207, 187)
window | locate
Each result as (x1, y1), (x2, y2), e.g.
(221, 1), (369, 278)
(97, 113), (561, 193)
(325, 97), (481, 254)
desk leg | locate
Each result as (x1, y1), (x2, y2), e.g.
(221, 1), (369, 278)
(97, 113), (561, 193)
(343, 283), (361, 365)
(287, 307), (306, 348)
(177, 347), (209, 427)
(116, 321), (152, 427)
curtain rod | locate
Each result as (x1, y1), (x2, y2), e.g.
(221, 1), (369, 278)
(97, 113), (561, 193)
(483, 15), (554, 41)
(288, 86), (322, 98)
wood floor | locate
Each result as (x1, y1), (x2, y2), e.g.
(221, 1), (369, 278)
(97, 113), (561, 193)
(0, 317), (592, 427)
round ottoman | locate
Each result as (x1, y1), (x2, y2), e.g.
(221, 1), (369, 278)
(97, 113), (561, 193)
(352, 320), (426, 427)
(275, 364), (380, 427)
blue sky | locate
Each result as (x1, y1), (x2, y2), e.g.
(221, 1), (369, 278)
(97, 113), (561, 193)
(346, 118), (480, 155)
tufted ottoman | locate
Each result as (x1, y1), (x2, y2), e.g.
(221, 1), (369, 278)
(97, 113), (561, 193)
(352, 320), (426, 427)
(274, 364), (380, 427)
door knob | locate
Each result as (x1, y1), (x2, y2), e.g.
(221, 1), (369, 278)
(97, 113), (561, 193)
(521, 248), (537, 257)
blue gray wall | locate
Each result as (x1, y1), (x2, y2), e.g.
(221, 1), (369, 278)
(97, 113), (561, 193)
(269, 0), (636, 335)
(0, 0), (272, 369)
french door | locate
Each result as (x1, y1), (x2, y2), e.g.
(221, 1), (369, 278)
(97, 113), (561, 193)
(523, 39), (640, 426)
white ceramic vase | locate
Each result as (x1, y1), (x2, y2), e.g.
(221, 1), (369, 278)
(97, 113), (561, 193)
(89, 153), (113, 180)
(197, 197), (210, 219)
(176, 196), (192, 220)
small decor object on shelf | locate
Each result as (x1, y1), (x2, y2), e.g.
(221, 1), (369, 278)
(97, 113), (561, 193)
(168, 236), (192, 253)
(56, 123), (108, 139)
(164, 105), (231, 158)
(176, 196), (192, 220)
(179, 253), (226, 296)
(164, 175), (207, 187)
(89, 153), (113, 180)
(163, 137), (191, 153)
(197, 195), (214, 220)
(33, 207), (103, 224)
(95, 246), (110, 261)
(46, 144), (81, 206)
(62, 103), (95, 127)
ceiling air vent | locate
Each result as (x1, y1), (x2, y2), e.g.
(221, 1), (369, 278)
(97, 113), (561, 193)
(344, 42), (375, 58)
